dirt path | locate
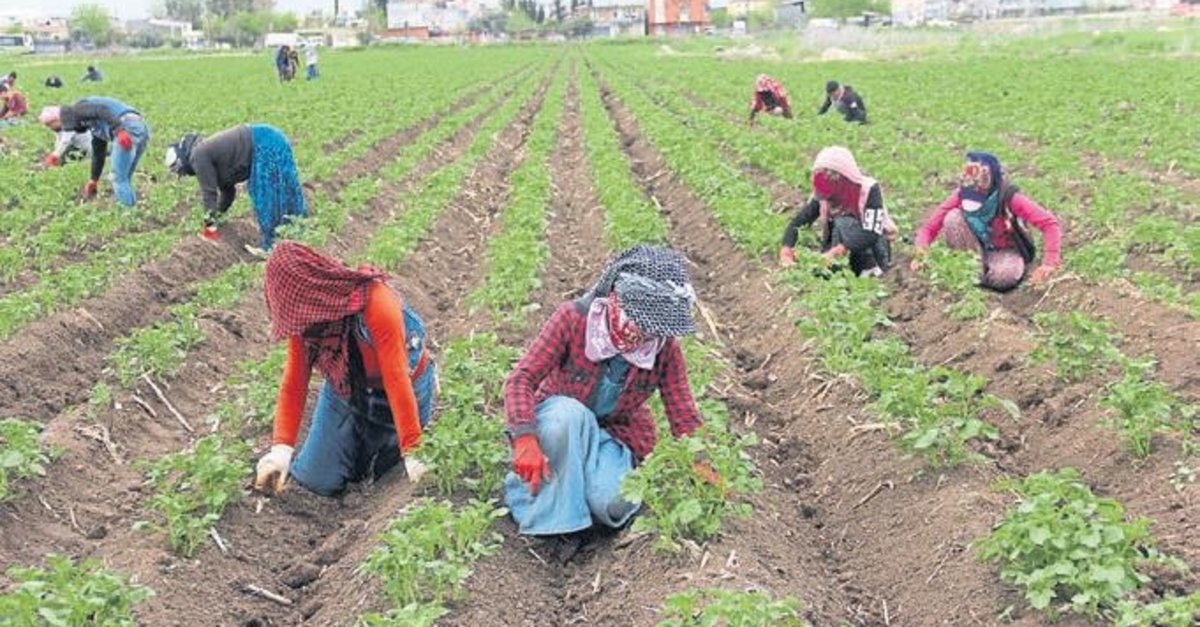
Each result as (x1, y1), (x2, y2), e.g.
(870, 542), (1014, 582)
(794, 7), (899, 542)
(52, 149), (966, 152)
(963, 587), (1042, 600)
(441, 61), (621, 627)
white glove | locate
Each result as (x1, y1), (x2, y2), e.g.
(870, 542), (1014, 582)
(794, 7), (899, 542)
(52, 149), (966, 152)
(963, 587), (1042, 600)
(404, 457), (428, 485)
(255, 444), (294, 494)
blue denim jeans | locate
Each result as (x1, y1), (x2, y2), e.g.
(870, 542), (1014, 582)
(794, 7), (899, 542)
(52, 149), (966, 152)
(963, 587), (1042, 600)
(291, 366), (437, 496)
(306, 64), (319, 80)
(504, 396), (639, 536)
(110, 119), (149, 207)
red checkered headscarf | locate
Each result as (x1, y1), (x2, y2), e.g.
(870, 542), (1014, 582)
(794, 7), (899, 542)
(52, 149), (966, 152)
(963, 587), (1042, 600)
(264, 241), (386, 397)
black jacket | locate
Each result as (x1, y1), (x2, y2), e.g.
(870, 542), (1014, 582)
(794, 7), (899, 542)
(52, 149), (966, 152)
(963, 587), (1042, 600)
(189, 125), (254, 215)
(818, 85), (868, 124)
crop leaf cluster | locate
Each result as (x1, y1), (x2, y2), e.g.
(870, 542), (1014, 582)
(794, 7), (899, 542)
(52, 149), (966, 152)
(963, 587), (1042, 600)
(0, 555), (153, 626)
(657, 588), (808, 627)
(974, 469), (1155, 619)
(141, 434), (250, 557)
(0, 419), (52, 502)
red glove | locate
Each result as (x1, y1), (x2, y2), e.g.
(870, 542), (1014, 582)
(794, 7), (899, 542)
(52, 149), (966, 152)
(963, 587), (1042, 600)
(201, 225), (220, 241)
(116, 129), (133, 151)
(778, 246), (796, 267)
(44, 154), (59, 167)
(512, 434), (551, 495)
(83, 180), (99, 198)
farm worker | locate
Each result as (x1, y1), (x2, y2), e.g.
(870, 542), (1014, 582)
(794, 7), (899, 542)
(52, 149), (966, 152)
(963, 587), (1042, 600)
(43, 130), (94, 167)
(911, 152), (1062, 291)
(818, 80), (868, 124)
(779, 146), (896, 277)
(288, 47), (301, 79)
(2, 71), (15, 89)
(254, 242), (437, 496)
(37, 98), (150, 206)
(45, 75), (63, 89)
(164, 124), (307, 250)
(81, 65), (103, 83)
(303, 43), (319, 80)
(275, 46), (292, 81)
(748, 74), (792, 125)
(504, 245), (715, 537)
(0, 85), (27, 121)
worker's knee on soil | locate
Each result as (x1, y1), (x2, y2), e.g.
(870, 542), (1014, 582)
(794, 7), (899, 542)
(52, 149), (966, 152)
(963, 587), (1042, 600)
(981, 249), (1026, 292)
(535, 396), (593, 467)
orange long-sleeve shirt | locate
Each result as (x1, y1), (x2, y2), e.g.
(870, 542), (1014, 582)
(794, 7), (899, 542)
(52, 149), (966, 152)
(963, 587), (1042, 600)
(273, 282), (422, 453)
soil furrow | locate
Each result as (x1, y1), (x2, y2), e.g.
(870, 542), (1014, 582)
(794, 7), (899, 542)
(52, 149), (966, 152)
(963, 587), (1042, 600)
(590, 66), (880, 626)
(441, 61), (616, 627)
(0, 69), (551, 626)
(0, 79), (516, 423)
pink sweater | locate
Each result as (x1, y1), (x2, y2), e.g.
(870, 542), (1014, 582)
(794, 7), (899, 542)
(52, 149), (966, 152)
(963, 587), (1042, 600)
(915, 189), (1062, 267)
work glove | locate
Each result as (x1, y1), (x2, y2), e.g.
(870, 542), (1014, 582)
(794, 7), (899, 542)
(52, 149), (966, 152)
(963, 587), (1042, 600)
(201, 225), (220, 241)
(512, 434), (551, 495)
(404, 457), (429, 485)
(778, 246), (796, 268)
(82, 180), (99, 198)
(1029, 264), (1058, 286)
(254, 444), (294, 494)
(44, 154), (59, 167)
(116, 129), (133, 151)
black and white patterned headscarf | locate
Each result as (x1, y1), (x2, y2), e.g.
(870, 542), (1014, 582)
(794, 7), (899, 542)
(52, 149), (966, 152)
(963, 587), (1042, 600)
(589, 245), (697, 338)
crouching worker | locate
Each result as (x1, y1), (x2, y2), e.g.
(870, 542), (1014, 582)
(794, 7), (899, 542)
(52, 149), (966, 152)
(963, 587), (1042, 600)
(748, 74), (792, 125)
(911, 152), (1062, 291)
(779, 146), (896, 277)
(254, 242), (437, 496)
(165, 124), (307, 250)
(503, 245), (712, 536)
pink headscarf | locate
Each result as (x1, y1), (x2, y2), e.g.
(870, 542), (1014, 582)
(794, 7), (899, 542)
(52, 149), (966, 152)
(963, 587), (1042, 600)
(38, 106), (61, 127)
(811, 146), (898, 237)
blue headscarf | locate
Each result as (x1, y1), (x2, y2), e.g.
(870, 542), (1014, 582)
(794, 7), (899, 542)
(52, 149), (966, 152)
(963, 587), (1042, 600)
(959, 151), (1004, 250)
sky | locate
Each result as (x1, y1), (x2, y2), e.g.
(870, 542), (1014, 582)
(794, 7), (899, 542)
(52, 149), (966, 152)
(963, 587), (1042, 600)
(0, 0), (342, 20)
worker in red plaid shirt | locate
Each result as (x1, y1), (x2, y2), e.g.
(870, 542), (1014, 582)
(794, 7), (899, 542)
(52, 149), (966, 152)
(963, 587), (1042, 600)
(503, 245), (715, 539)
(749, 74), (793, 125)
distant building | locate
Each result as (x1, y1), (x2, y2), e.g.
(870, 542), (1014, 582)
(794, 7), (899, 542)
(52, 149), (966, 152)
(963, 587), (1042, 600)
(646, 0), (709, 34)
(589, 0), (646, 36)
(386, 0), (471, 38)
(125, 19), (203, 46)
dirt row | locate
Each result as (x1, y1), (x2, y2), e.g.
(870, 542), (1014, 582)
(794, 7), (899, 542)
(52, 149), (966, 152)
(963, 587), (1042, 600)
(0, 64), (552, 625)
(590, 63), (1199, 625)
(0, 72), (523, 424)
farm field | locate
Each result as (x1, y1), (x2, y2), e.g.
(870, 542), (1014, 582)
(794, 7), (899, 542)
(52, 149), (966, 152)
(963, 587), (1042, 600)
(0, 29), (1196, 626)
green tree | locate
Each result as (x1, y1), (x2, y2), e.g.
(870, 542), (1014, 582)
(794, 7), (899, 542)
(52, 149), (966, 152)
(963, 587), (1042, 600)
(809, 0), (889, 18)
(710, 8), (732, 27)
(70, 4), (114, 47)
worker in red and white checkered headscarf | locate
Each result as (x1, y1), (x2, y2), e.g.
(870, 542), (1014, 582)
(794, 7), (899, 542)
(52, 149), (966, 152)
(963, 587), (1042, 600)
(255, 242), (438, 497)
(749, 74), (793, 125)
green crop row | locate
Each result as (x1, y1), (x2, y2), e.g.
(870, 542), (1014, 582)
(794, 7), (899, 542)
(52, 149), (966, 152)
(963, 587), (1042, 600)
(360, 64), (553, 270)
(469, 67), (567, 324)
(0, 555), (153, 626)
(1030, 312), (1196, 458)
(577, 66), (669, 249)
